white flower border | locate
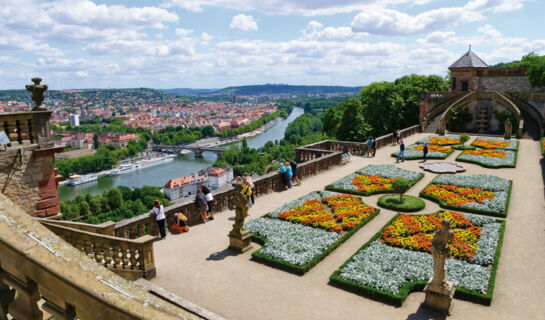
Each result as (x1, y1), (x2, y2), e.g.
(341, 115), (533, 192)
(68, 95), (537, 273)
(457, 149), (516, 167)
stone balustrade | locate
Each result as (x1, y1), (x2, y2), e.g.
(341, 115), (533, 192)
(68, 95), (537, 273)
(113, 128), (422, 239)
(437, 92), (477, 135)
(40, 221), (155, 280)
(0, 111), (54, 149)
(36, 218), (116, 236)
(0, 193), (202, 320)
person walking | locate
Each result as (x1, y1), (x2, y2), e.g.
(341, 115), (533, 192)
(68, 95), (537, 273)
(200, 184), (214, 221)
(243, 172), (255, 204)
(285, 161), (293, 189)
(150, 199), (166, 240)
(367, 137), (373, 157)
(195, 189), (208, 223)
(372, 137), (377, 157)
(423, 143), (429, 162)
(397, 139), (405, 163)
(279, 163), (289, 190)
(392, 129), (398, 146)
(287, 158), (301, 186)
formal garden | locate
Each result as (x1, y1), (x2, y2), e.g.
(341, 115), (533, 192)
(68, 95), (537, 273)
(240, 133), (520, 309)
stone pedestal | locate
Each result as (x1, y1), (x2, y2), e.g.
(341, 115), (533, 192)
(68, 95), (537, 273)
(228, 229), (253, 253)
(423, 279), (455, 315)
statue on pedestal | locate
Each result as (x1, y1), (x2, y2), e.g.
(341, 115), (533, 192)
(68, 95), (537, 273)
(424, 219), (456, 314)
(504, 119), (512, 140)
(25, 77), (48, 111)
(228, 181), (253, 252)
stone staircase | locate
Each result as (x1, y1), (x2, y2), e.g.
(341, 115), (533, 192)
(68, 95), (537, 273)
(476, 104), (491, 133)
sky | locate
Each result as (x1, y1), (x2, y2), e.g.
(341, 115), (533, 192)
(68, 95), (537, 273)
(1, 0), (544, 89)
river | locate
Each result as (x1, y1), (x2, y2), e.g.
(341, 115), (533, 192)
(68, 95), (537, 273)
(58, 107), (304, 201)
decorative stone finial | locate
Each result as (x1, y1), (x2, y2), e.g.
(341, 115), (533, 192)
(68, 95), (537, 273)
(25, 77), (48, 111)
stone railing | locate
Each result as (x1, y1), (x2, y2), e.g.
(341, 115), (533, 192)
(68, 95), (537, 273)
(493, 92), (523, 137)
(40, 221), (156, 280)
(421, 92), (465, 131)
(114, 127), (422, 239)
(0, 111), (54, 149)
(36, 218), (116, 236)
(0, 193), (202, 320)
(437, 92), (477, 135)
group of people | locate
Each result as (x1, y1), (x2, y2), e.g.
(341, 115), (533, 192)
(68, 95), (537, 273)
(196, 184), (215, 224)
(279, 158), (301, 190)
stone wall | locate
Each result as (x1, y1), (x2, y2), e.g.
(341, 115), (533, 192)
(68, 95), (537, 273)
(0, 146), (61, 217)
(479, 76), (543, 93)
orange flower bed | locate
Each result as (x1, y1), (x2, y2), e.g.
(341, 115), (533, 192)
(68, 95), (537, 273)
(429, 137), (460, 145)
(412, 144), (451, 153)
(278, 195), (376, 233)
(381, 211), (481, 261)
(421, 184), (494, 207)
(463, 149), (506, 158)
(352, 175), (395, 193)
(472, 140), (510, 149)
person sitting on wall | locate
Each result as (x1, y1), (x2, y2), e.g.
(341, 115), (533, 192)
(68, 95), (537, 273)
(170, 212), (189, 234)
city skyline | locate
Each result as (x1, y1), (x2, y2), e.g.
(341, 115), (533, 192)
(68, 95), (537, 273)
(1, 0), (544, 89)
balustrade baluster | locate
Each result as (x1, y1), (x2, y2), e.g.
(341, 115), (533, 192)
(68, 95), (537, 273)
(114, 248), (123, 270)
(3, 275), (42, 320)
(5, 121), (17, 147)
(129, 248), (139, 270)
(129, 225), (136, 239)
(0, 270), (14, 320)
(123, 248), (131, 270)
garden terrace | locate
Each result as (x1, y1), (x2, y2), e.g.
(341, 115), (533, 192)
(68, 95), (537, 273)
(137, 132), (545, 320)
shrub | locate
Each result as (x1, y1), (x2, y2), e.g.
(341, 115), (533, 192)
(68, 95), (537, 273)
(392, 178), (411, 201)
(460, 134), (470, 145)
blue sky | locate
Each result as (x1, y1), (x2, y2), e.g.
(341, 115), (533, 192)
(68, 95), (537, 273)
(0, 0), (543, 89)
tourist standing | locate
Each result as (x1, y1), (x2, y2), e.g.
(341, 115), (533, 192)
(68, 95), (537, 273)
(200, 184), (214, 221)
(287, 158), (301, 186)
(397, 139), (405, 162)
(150, 200), (166, 240)
(285, 161), (293, 189)
(243, 172), (255, 204)
(279, 163), (289, 190)
(372, 137), (377, 157)
(392, 129), (398, 146)
(367, 137), (373, 157)
(195, 189), (208, 223)
(423, 143), (429, 162)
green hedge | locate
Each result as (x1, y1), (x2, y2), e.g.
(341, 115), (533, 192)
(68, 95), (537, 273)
(250, 208), (381, 275)
(325, 173), (424, 197)
(377, 195), (425, 212)
(452, 144), (476, 150)
(419, 180), (513, 217)
(455, 149), (518, 169)
(390, 148), (454, 160)
(329, 212), (507, 307)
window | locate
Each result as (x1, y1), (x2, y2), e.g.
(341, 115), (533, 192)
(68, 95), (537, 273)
(461, 81), (468, 91)
(452, 77), (457, 90)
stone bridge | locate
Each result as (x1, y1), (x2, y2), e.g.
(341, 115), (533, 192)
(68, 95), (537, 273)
(152, 144), (227, 157)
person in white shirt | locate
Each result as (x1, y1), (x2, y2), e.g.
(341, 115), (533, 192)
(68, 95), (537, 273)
(151, 199), (166, 239)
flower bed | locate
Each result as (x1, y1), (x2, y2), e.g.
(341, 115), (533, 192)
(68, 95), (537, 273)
(391, 144), (453, 160)
(416, 135), (461, 145)
(326, 165), (424, 196)
(456, 148), (517, 168)
(246, 191), (380, 274)
(420, 174), (512, 217)
(541, 138), (545, 156)
(471, 137), (519, 151)
(330, 212), (505, 306)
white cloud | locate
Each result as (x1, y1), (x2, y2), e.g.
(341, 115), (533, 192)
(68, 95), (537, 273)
(230, 14), (258, 32)
(301, 21), (367, 41)
(417, 31), (457, 46)
(175, 28), (194, 37)
(201, 32), (213, 41)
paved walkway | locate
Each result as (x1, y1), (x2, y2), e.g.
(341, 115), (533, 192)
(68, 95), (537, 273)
(151, 133), (545, 320)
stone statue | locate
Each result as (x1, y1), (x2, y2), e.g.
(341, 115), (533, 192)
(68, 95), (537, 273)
(25, 77), (48, 111)
(424, 218), (455, 314)
(228, 181), (253, 252)
(504, 119), (512, 139)
(430, 219), (454, 288)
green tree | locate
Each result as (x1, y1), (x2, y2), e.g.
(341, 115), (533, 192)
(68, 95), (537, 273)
(93, 133), (100, 149)
(106, 188), (123, 209)
(460, 134), (470, 145)
(336, 98), (371, 142)
(79, 201), (90, 216)
(392, 178), (411, 202)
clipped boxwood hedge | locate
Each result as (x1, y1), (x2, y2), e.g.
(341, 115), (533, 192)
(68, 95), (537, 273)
(452, 144), (476, 150)
(377, 194), (425, 212)
(419, 180), (512, 218)
(250, 207), (381, 275)
(329, 213), (506, 307)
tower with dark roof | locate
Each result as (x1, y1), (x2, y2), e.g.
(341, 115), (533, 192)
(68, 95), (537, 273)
(448, 46), (488, 92)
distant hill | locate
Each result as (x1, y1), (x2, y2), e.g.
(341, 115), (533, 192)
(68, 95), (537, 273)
(161, 88), (217, 96)
(161, 84), (362, 96)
